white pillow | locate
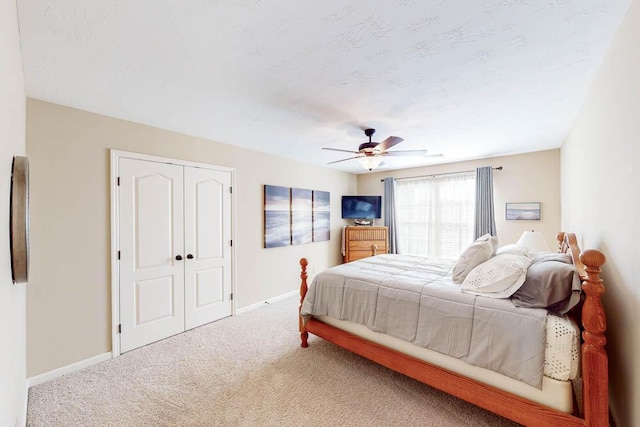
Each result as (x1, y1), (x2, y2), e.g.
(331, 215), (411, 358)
(452, 234), (498, 284)
(460, 254), (533, 298)
(487, 234), (499, 254)
(496, 243), (530, 257)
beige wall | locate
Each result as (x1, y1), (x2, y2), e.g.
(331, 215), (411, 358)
(357, 150), (561, 249)
(0, 0), (27, 424)
(26, 99), (356, 376)
(561, 1), (640, 425)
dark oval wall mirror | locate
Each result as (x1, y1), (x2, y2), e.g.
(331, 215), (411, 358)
(10, 156), (29, 283)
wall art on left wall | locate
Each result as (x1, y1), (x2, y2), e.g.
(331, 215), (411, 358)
(10, 156), (30, 283)
(312, 190), (330, 242)
(292, 188), (313, 245)
(264, 185), (291, 248)
(263, 185), (330, 248)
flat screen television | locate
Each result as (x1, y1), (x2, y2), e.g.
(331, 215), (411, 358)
(341, 195), (382, 219)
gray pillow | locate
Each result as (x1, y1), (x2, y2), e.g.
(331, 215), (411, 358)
(531, 252), (572, 264)
(511, 257), (581, 315)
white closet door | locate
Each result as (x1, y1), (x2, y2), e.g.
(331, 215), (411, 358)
(119, 158), (185, 352)
(184, 167), (232, 329)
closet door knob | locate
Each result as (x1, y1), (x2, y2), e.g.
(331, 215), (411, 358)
(175, 255), (183, 261)
(186, 254), (194, 259)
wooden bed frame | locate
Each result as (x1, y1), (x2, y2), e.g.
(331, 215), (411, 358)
(298, 232), (608, 427)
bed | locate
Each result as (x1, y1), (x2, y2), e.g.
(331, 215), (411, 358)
(298, 232), (608, 427)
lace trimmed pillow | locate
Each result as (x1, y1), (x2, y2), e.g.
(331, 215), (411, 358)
(461, 253), (533, 298)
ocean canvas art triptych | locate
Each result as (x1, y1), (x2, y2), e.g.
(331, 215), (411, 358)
(264, 185), (330, 248)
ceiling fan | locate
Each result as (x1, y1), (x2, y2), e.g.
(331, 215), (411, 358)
(323, 128), (441, 171)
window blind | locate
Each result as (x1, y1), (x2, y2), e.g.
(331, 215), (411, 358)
(396, 173), (475, 259)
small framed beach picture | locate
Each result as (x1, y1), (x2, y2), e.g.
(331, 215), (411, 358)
(505, 202), (541, 220)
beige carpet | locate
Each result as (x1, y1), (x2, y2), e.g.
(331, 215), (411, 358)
(27, 296), (520, 426)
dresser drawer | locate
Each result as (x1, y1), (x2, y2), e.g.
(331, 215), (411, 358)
(348, 240), (385, 251)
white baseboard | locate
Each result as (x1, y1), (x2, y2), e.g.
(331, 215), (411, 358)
(236, 289), (298, 315)
(27, 352), (112, 388)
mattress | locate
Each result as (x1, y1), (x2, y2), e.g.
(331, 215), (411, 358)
(314, 313), (579, 413)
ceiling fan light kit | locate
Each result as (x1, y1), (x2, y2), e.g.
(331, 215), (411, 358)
(358, 156), (384, 171)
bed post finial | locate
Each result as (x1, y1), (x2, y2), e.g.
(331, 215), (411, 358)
(579, 249), (608, 427)
(299, 258), (309, 348)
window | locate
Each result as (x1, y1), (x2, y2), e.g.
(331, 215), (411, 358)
(396, 174), (474, 259)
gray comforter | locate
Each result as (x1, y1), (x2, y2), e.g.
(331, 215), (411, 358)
(301, 254), (548, 388)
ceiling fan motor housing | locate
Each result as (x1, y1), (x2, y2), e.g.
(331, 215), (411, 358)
(358, 142), (379, 153)
(360, 128), (379, 154)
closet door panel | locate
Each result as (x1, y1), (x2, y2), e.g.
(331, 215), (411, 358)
(195, 179), (223, 260)
(119, 158), (185, 353)
(196, 267), (224, 306)
(184, 166), (232, 329)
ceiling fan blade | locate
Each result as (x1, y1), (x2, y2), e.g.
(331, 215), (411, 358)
(381, 150), (430, 156)
(377, 136), (403, 152)
(327, 156), (362, 165)
(322, 147), (360, 154)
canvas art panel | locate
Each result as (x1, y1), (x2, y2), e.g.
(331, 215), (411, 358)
(264, 185), (291, 248)
(313, 190), (330, 242)
(292, 188), (313, 245)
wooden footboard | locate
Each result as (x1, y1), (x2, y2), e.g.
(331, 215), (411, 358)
(298, 232), (608, 427)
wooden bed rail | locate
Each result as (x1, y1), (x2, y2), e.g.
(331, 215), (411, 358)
(300, 233), (608, 426)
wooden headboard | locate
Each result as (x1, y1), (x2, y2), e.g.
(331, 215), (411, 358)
(556, 231), (587, 280)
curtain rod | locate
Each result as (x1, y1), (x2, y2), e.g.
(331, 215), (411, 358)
(380, 166), (502, 182)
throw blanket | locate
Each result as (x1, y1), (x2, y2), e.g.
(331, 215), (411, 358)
(301, 254), (548, 388)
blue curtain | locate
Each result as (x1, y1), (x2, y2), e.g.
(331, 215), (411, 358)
(474, 167), (497, 239)
(383, 177), (400, 254)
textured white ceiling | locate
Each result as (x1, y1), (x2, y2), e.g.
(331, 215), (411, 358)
(18, 0), (631, 173)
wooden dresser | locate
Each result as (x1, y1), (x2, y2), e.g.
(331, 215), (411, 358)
(343, 226), (388, 263)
